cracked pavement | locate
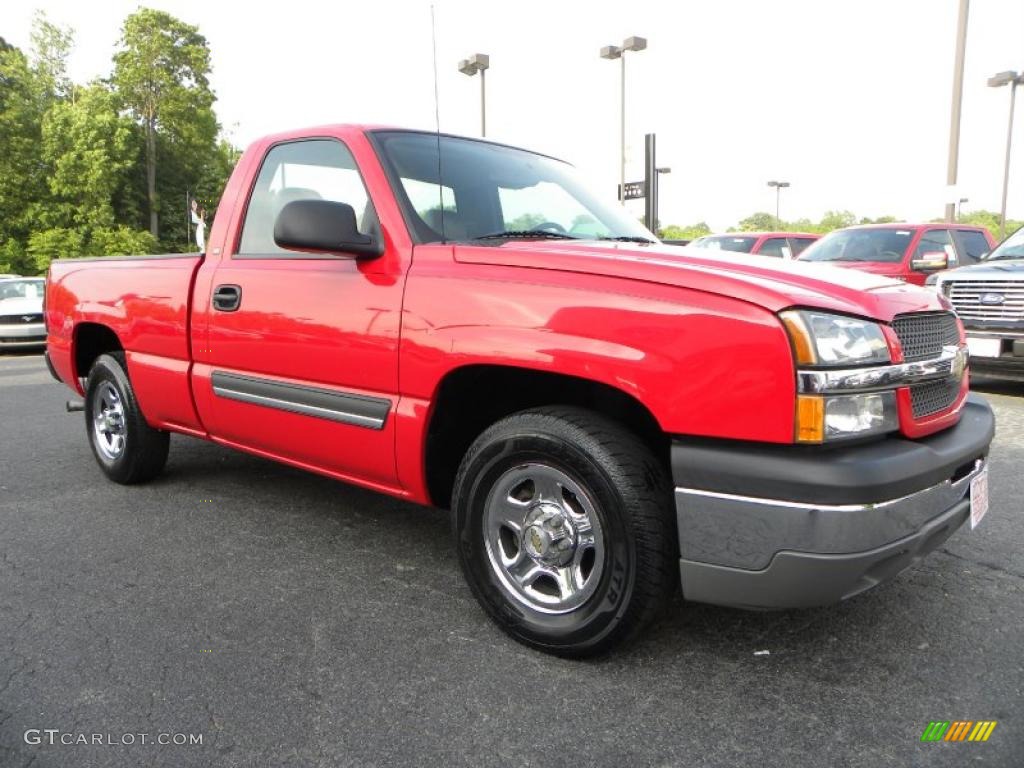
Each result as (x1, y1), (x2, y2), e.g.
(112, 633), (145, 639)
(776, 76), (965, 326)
(0, 353), (1022, 767)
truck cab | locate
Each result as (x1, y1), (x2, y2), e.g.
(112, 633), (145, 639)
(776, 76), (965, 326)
(797, 223), (995, 286)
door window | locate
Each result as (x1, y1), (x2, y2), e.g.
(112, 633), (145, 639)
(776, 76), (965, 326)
(237, 139), (377, 257)
(953, 229), (991, 264)
(914, 229), (954, 263)
(789, 237), (816, 257)
(757, 237), (790, 258)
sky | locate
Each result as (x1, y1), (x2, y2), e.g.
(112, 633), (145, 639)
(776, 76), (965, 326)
(4, 0), (1024, 231)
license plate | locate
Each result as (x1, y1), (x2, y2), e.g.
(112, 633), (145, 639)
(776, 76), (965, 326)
(970, 467), (989, 530)
(966, 337), (1002, 358)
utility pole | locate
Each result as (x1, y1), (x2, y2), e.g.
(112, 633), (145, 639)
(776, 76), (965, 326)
(944, 0), (970, 222)
(644, 134), (657, 232)
(989, 70), (1022, 239)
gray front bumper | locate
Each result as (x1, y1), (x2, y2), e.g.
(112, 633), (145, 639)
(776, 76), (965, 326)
(0, 322), (46, 347)
(671, 394), (994, 610)
(677, 464), (980, 609)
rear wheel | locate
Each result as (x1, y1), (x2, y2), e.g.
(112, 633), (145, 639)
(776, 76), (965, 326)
(85, 353), (169, 484)
(452, 406), (675, 657)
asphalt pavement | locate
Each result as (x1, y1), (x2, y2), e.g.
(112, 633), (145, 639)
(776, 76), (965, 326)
(0, 352), (1021, 767)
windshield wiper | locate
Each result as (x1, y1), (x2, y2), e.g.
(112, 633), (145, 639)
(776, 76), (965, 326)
(598, 235), (657, 244)
(473, 230), (580, 241)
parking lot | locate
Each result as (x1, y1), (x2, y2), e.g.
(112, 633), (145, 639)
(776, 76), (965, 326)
(0, 351), (1021, 767)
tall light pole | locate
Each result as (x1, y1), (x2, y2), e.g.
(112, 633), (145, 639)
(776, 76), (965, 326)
(767, 180), (790, 227)
(944, 0), (970, 222)
(600, 36), (647, 203)
(988, 69), (1023, 239)
(458, 53), (490, 137)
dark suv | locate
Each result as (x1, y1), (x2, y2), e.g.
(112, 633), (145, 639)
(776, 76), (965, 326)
(935, 225), (1024, 380)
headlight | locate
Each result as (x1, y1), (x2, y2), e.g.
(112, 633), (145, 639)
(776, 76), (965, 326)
(783, 310), (899, 443)
(795, 391), (899, 443)
(780, 310), (890, 366)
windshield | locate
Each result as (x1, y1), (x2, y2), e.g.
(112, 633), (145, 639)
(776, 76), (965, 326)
(986, 225), (1024, 261)
(371, 131), (656, 244)
(0, 279), (44, 301)
(692, 235), (757, 253)
(798, 228), (913, 263)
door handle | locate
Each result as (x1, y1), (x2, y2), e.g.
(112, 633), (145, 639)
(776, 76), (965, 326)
(212, 284), (242, 312)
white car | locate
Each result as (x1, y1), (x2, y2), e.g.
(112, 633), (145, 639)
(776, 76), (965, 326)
(0, 277), (46, 350)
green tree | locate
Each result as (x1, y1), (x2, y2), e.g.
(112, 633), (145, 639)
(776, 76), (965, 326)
(27, 227), (84, 273)
(660, 222), (711, 241)
(506, 212), (546, 231)
(0, 43), (42, 249)
(41, 83), (141, 231)
(87, 226), (159, 257)
(957, 209), (1023, 241)
(818, 210), (857, 232)
(113, 8), (215, 239)
(29, 11), (73, 101)
(735, 212), (777, 232)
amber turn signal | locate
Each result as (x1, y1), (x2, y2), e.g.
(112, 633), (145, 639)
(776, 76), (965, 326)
(795, 395), (824, 443)
(779, 311), (817, 365)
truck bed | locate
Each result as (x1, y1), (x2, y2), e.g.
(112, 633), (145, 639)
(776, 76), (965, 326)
(46, 253), (205, 434)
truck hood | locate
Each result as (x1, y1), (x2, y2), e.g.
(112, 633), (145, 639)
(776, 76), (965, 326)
(938, 259), (1024, 279)
(0, 297), (43, 314)
(454, 240), (947, 322)
(817, 260), (902, 275)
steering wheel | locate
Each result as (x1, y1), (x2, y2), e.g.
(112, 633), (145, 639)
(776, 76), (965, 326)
(879, 251), (903, 261)
(531, 221), (567, 234)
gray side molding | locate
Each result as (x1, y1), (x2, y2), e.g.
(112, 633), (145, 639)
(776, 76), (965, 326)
(211, 371), (391, 430)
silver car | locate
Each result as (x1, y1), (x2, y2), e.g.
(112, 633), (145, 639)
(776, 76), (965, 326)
(0, 277), (46, 350)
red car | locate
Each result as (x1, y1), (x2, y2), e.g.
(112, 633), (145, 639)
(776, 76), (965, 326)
(797, 223), (995, 286)
(691, 231), (820, 259)
(44, 125), (994, 656)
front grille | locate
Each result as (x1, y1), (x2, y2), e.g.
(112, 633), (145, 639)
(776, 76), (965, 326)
(0, 313), (43, 324)
(910, 377), (961, 418)
(891, 312), (960, 362)
(947, 280), (1024, 323)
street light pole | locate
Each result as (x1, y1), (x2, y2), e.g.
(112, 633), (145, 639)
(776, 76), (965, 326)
(767, 180), (790, 227)
(989, 70), (1022, 239)
(458, 53), (490, 137)
(601, 37), (647, 203)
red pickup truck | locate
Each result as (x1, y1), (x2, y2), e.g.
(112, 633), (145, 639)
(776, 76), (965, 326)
(797, 222), (996, 285)
(45, 125), (995, 656)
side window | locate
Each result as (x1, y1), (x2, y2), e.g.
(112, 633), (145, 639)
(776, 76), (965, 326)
(398, 178), (458, 237)
(954, 229), (991, 264)
(914, 229), (954, 263)
(237, 139), (377, 257)
(789, 237), (815, 257)
(757, 237), (790, 258)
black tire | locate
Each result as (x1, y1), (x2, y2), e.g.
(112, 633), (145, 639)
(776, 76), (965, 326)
(452, 406), (676, 657)
(84, 352), (169, 484)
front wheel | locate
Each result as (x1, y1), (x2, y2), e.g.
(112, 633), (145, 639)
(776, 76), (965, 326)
(84, 353), (169, 484)
(452, 406), (676, 657)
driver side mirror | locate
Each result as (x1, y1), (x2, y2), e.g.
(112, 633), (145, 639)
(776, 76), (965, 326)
(274, 199), (383, 259)
(911, 251), (949, 272)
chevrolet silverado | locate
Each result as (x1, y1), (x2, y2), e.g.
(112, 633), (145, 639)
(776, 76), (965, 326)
(45, 125), (995, 656)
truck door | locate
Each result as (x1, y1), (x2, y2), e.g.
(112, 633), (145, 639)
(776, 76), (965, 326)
(193, 138), (404, 490)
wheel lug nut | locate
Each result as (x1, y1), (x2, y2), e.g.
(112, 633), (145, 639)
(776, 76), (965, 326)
(550, 517), (563, 529)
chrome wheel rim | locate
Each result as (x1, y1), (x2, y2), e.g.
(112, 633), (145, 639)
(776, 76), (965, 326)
(92, 381), (126, 461)
(483, 463), (605, 614)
